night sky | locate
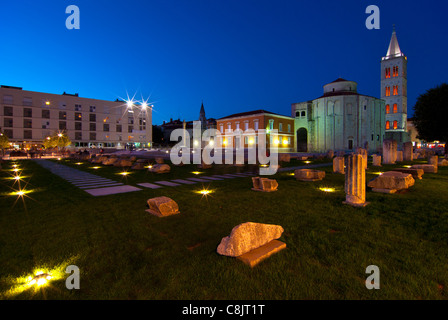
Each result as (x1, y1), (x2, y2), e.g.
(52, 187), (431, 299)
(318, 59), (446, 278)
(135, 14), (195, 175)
(1, 0), (446, 124)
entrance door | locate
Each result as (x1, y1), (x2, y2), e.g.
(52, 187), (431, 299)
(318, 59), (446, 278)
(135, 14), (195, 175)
(297, 128), (307, 152)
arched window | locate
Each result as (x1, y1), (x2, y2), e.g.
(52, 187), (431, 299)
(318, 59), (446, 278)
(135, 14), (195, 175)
(386, 104), (390, 114)
(385, 87), (391, 97)
(385, 68), (391, 78)
(386, 121), (390, 130)
(393, 121), (398, 130)
(393, 86), (398, 96)
(393, 104), (398, 113)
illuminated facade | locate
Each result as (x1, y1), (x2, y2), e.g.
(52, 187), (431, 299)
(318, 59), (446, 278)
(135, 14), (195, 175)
(381, 26), (410, 143)
(291, 78), (385, 153)
(0, 85), (152, 149)
(216, 110), (294, 152)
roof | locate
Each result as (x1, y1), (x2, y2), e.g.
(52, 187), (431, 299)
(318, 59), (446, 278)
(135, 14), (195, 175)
(385, 27), (405, 59)
(328, 78), (350, 84)
(217, 109), (288, 120)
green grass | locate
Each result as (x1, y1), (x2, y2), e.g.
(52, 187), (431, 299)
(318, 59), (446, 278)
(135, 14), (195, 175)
(0, 157), (447, 300)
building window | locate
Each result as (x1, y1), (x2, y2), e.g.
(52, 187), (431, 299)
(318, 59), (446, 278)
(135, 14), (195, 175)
(3, 129), (13, 139)
(128, 126), (134, 133)
(59, 111), (67, 120)
(75, 112), (82, 120)
(254, 121), (259, 131)
(386, 104), (390, 114)
(103, 124), (110, 132)
(279, 123), (283, 132)
(116, 124), (122, 133)
(90, 123), (96, 131)
(393, 85), (398, 96)
(287, 124), (291, 132)
(23, 97), (33, 106)
(385, 87), (391, 97)
(90, 132), (96, 140)
(235, 122), (240, 130)
(219, 125), (224, 133)
(393, 120), (398, 130)
(4, 106), (13, 116)
(24, 130), (32, 140)
(42, 109), (50, 118)
(75, 122), (82, 130)
(4, 118), (13, 127)
(393, 66), (399, 77)
(59, 121), (67, 130)
(301, 111), (306, 117)
(268, 119), (274, 130)
(295, 111), (300, 117)
(89, 106), (96, 112)
(3, 95), (13, 104)
(75, 132), (82, 140)
(90, 114), (96, 122)
(244, 122), (249, 130)
(128, 117), (134, 125)
(23, 108), (32, 117)
(386, 121), (390, 130)
(42, 121), (50, 129)
(385, 67), (391, 78)
(24, 119), (32, 128)
(393, 104), (398, 113)
(75, 104), (82, 111)
(227, 123), (231, 130)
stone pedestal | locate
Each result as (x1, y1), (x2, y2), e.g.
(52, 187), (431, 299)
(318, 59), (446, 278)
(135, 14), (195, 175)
(429, 155), (439, 172)
(333, 156), (345, 174)
(356, 148), (368, 169)
(372, 154), (382, 167)
(383, 139), (397, 165)
(403, 142), (413, 161)
(343, 154), (368, 207)
(294, 169), (325, 181)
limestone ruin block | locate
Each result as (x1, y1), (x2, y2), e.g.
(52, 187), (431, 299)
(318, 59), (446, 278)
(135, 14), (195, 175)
(279, 153), (291, 163)
(333, 156), (345, 174)
(392, 168), (424, 180)
(294, 169), (325, 181)
(146, 196), (180, 217)
(217, 222), (284, 257)
(383, 139), (397, 165)
(372, 154), (382, 167)
(344, 154), (368, 207)
(367, 171), (415, 193)
(403, 142), (413, 162)
(411, 164), (437, 174)
(252, 177), (278, 192)
(439, 159), (448, 166)
(102, 156), (118, 165)
(114, 158), (133, 167)
(396, 151), (403, 162)
(148, 163), (171, 173)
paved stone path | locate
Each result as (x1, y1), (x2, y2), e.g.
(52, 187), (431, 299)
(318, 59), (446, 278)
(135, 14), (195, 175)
(34, 160), (257, 196)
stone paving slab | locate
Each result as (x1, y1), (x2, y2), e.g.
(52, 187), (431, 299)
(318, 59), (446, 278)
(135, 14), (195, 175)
(154, 181), (181, 187)
(137, 183), (163, 189)
(171, 179), (197, 184)
(185, 178), (212, 182)
(211, 175), (236, 179)
(79, 183), (124, 189)
(84, 185), (141, 197)
(199, 176), (223, 180)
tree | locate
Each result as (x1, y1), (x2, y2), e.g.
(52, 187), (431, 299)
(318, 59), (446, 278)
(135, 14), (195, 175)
(43, 131), (72, 151)
(412, 83), (448, 154)
(0, 131), (10, 156)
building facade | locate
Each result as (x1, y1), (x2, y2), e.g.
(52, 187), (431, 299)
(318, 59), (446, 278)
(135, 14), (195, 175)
(0, 85), (152, 149)
(291, 78), (386, 153)
(381, 27), (410, 143)
(216, 110), (295, 152)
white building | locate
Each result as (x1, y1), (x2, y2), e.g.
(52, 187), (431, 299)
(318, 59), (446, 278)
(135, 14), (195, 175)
(291, 78), (385, 153)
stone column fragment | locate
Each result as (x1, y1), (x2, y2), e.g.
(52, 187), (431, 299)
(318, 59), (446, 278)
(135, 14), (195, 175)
(343, 154), (368, 207)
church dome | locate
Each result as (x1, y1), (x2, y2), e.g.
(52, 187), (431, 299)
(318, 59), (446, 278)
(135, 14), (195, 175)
(323, 78), (358, 96)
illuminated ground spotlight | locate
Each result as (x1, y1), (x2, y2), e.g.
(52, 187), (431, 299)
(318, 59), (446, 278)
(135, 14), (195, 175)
(319, 187), (336, 193)
(195, 188), (214, 199)
(118, 171), (131, 176)
(9, 189), (33, 197)
(304, 161), (312, 164)
(75, 162), (83, 165)
(192, 171), (203, 175)
(90, 166), (101, 170)
(28, 272), (52, 287)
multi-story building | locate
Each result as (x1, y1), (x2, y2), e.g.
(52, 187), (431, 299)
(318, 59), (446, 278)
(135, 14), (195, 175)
(216, 110), (295, 152)
(0, 85), (152, 149)
(381, 26), (410, 143)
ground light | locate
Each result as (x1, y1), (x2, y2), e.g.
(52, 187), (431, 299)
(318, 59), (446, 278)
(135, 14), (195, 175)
(192, 171), (203, 175)
(319, 187), (336, 193)
(195, 188), (214, 199)
(304, 161), (312, 164)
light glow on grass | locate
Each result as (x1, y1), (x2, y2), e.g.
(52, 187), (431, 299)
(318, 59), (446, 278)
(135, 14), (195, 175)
(319, 187), (336, 193)
(304, 161), (312, 164)
(75, 162), (83, 165)
(192, 171), (203, 175)
(9, 189), (33, 197)
(118, 171), (131, 176)
(91, 167), (101, 170)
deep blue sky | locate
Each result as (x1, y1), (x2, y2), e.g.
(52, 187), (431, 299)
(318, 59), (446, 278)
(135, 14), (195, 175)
(1, 0), (447, 124)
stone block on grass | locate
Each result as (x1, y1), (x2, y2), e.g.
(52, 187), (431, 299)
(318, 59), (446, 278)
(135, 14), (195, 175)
(294, 169), (325, 181)
(146, 196), (180, 217)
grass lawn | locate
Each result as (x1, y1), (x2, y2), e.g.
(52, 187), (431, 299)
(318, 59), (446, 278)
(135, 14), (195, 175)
(0, 157), (447, 300)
